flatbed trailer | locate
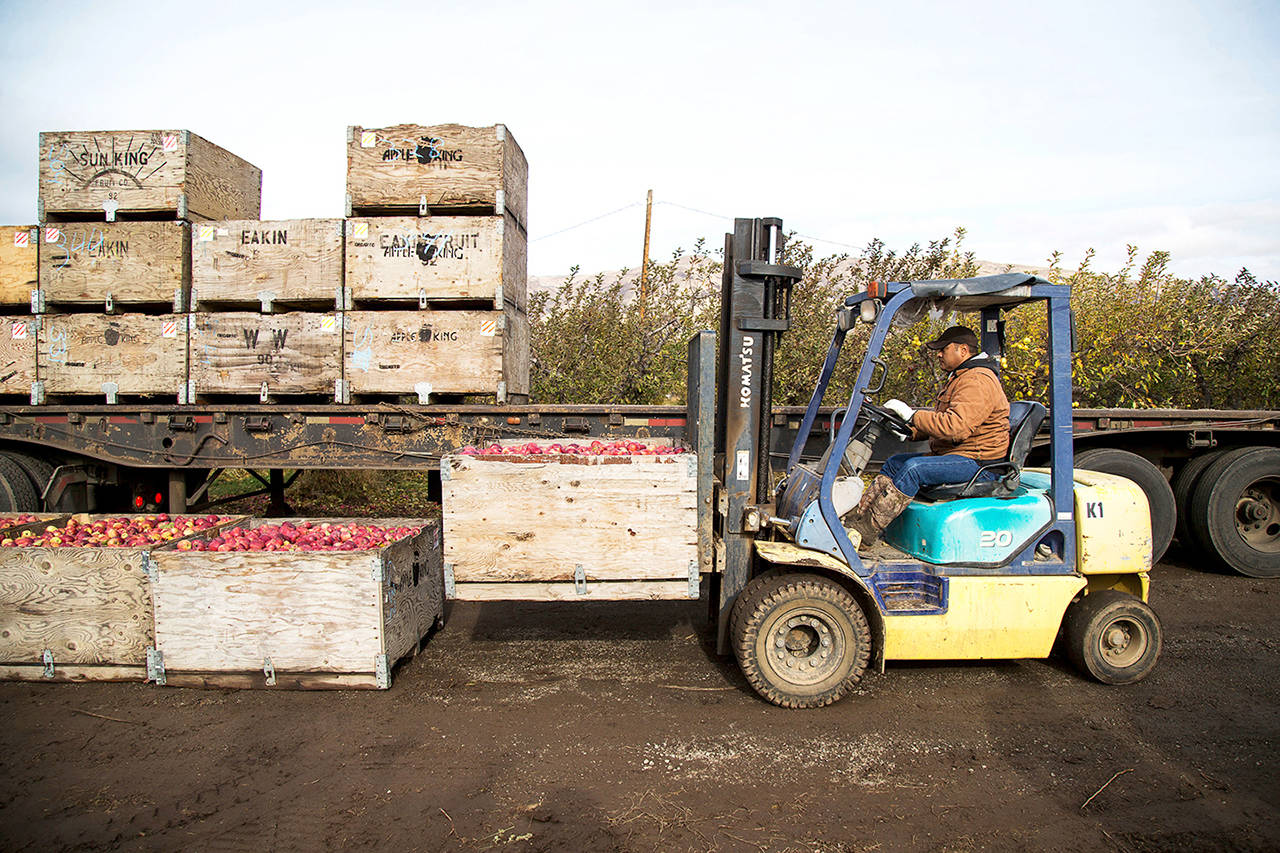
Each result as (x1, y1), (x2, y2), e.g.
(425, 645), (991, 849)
(0, 400), (1274, 574)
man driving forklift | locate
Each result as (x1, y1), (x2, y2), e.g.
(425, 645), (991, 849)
(847, 325), (1011, 546)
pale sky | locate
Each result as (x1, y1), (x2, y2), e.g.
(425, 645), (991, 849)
(2, 0), (1277, 280)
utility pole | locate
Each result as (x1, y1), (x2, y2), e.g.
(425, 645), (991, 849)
(640, 189), (653, 320)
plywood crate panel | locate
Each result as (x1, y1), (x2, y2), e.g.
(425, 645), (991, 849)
(0, 513), (245, 682)
(344, 213), (526, 310)
(442, 451), (698, 600)
(0, 226), (38, 306)
(149, 518), (443, 689)
(37, 221), (190, 310)
(39, 130), (262, 221)
(346, 124), (527, 229)
(0, 317), (37, 396)
(191, 219), (344, 310)
(343, 307), (528, 400)
(37, 313), (187, 400)
(190, 311), (341, 398)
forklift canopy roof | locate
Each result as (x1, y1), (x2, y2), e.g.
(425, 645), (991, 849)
(847, 273), (1059, 312)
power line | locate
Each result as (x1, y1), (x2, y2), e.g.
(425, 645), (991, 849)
(655, 200), (734, 222)
(530, 201), (645, 242)
(794, 232), (867, 252)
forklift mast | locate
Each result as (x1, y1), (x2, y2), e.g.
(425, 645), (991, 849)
(704, 217), (801, 652)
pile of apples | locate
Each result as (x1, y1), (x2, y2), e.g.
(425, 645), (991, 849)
(0, 514), (235, 548)
(179, 521), (421, 552)
(459, 440), (686, 457)
(0, 513), (45, 532)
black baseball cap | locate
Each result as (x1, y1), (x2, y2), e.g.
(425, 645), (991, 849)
(925, 326), (980, 351)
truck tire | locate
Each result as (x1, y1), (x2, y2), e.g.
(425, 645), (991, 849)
(1, 451), (55, 509)
(1171, 449), (1227, 557)
(730, 572), (870, 708)
(1188, 446), (1280, 578)
(1075, 448), (1175, 565)
(0, 454), (39, 512)
(1063, 589), (1162, 684)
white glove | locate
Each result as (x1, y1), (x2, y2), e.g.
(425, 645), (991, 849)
(884, 399), (915, 423)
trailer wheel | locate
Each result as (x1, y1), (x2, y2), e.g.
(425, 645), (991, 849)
(1188, 447), (1280, 578)
(1171, 449), (1227, 556)
(730, 573), (870, 708)
(1, 451), (55, 509)
(1063, 590), (1162, 685)
(0, 454), (39, 512)
(1075, 448), (1175, 564)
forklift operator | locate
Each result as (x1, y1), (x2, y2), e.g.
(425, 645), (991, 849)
(848, 325), (1011, 546)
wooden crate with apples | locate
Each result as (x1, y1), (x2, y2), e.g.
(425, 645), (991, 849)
(441, 441), (699, 601)
(0, 226), (38, 308)
(345, 123), (528, 229)
(36, 221), (190, 312)
(191, 218), (345, 311)
(148, 518), (443, 690)
(343, 213), (526, 310)
(39, 129), (261, 222)
(0, 513), (243, 683)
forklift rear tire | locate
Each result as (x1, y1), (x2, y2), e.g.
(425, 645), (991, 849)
(730, 573), (870, 708)
(1063, 590), (1162, 685)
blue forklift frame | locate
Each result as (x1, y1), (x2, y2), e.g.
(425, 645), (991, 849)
(783, 275), (1077, 581)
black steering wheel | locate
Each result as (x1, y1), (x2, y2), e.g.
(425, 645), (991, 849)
(861, 400), (914, 440)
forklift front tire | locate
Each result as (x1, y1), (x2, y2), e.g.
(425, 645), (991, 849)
(730, 573), (871, 708)
(1063, 590), (1162, 685)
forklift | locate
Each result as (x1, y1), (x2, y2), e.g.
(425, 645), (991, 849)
(693, 217), (1161, 708)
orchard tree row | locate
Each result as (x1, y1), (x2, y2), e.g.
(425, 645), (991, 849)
(529, 232), (1280, 411)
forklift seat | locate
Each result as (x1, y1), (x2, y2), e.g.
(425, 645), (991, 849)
(915, 400), (1047, 501)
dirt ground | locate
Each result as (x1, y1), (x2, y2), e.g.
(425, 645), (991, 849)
(1, 548), (1277, 853)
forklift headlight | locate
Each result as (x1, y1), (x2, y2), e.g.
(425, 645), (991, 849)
(860, 299), (880, 324)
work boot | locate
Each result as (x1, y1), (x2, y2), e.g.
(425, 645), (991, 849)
(847, 475), (913, 548)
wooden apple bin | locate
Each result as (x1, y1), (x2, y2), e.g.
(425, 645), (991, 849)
(0, 514), (245, 683)
(148, 518), (443, 690)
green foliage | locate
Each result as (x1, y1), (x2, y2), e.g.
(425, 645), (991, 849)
(530, 230), (1280, 411)
(529, 241), (720, 404)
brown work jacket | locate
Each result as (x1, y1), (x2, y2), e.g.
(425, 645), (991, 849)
(911, 354), (1011, 460)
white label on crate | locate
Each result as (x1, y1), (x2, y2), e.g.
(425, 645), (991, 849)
(479, 319), (497, 337)
(197, 225), (215, 242)
(320, 315), (337, 333)
(161, 320), (178, 339)
(162, 134), (179, 152)
(13, 231), (28, 248)
(11, 321), (27, 340)
(44, 227), (61, 243)
(360, 131), (376, 148)
(350, 221), (369, 239)
(736, 450), (751, 482)
(217, 227), (229, 236)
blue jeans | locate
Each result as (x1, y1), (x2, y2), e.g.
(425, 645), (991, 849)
(879, 452), (994, 497)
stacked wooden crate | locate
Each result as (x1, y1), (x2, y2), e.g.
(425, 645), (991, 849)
(0, 226), (38, 398)
(343, 124), (529, 403)
(189, 218), (345, 401)
(33, 130), (262, 403)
